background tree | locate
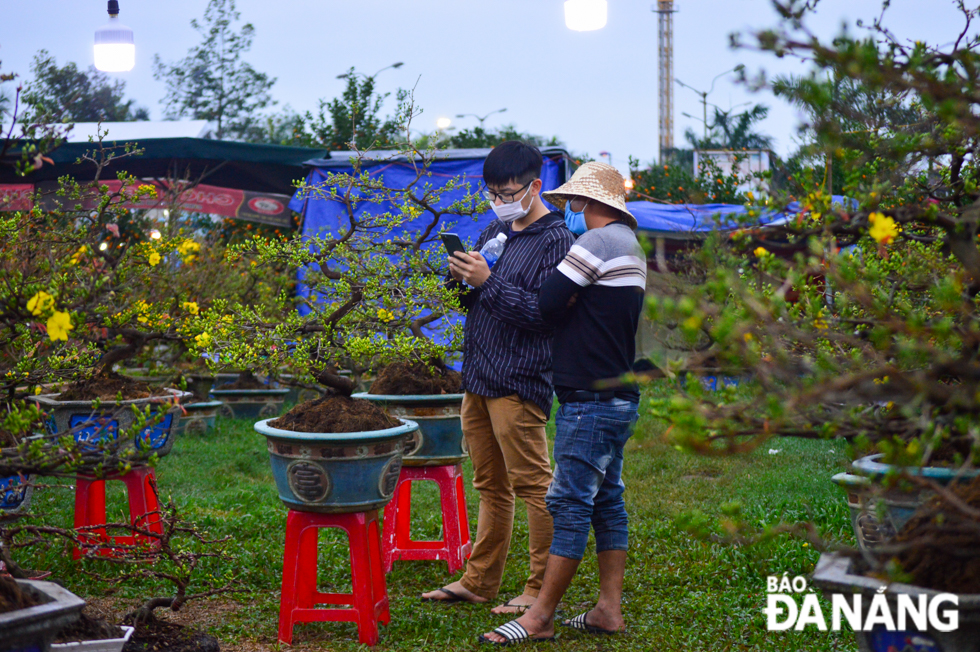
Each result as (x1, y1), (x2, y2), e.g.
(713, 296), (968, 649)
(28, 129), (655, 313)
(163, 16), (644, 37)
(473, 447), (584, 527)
(446, 124), (563, 149)
(19, 50), (148, 124)
(283, 71), (409, 151)
(153, 0), (276, 141)
(684, 103), (774, 151)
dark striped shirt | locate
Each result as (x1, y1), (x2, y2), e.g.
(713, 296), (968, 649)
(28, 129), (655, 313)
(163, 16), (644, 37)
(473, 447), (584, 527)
(455, 211), (575, 415)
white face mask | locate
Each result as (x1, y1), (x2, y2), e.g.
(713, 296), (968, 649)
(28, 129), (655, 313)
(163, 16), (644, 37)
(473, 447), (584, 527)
(490, 183), (535, 223)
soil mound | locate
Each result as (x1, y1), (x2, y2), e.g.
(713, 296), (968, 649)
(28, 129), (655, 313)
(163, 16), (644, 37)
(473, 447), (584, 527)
(0, 575), (39, 614)
(122, 617), (219, 652)
(892, 473), (980, 593)
(370, 361), (462, 396)
(58, 373), (153, 401)
(269, 395), (397, 433)
(55, 611), (124, 643)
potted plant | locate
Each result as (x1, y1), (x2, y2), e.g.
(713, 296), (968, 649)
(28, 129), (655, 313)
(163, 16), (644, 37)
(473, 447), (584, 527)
(198, 126), (483, 510)
(644, 2), (980, 648)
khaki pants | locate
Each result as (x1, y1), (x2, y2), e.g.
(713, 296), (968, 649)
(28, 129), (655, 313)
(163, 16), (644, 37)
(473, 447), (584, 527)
(458, 392), (554, 600)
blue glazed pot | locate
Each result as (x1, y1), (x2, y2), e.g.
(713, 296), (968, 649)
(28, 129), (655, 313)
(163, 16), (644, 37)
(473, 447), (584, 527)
(352, 393), (465, 466)
(255, 417), (418, 513)
(174, 400), (223, 436)
(210, 387), (289, 420)
(0, 474), (33, 516)
(27, 389), (189, 465)
(835, 455), (980, 550)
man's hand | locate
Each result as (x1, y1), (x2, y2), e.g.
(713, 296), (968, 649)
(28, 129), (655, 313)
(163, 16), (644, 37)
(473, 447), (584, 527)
(448, 251), (492, 287)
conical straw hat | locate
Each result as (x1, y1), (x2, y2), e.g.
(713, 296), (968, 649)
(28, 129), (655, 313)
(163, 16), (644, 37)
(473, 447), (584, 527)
(542, 161), (636, 230)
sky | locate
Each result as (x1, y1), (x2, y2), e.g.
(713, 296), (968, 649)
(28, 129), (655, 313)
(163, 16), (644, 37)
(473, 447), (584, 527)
(0, 0), (972, 176)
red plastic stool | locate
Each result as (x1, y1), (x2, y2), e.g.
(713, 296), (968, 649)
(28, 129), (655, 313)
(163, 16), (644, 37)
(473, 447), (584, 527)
(278, 509), (389, 646)
(73, 467), (163, 560)
(382, 463), (472, 574)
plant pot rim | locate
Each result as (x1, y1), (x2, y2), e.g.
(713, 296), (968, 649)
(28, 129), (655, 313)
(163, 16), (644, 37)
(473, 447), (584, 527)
(210, 388), (289, 395)
(813, 551), (980, 601)
(0, 579), (86, 630)
(254, 417), (418, 442)
(353, 391), (464, 403)
(182, 400), (224, 409)
(852, 453), (980, 480)
(28, 388), (191, 408)
(51, 624), (134, 651)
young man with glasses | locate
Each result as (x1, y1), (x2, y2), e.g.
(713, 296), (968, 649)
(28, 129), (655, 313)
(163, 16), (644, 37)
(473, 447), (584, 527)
(421, 141), (574, 615)
(480, 162), (646, 645)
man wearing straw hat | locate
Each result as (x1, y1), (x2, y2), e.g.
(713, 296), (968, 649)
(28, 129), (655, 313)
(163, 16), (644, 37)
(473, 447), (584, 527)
(480, 162), (646, 645)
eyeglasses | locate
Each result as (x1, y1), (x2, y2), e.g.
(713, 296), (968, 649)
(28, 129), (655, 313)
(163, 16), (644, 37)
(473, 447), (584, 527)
(569, 197), (590, 212)
(482, 180), (534, 204)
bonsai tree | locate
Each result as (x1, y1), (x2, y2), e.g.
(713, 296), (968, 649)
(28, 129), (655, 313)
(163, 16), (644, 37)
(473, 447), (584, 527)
(199, 106), (485, 401)
(645, 0), (980, 592)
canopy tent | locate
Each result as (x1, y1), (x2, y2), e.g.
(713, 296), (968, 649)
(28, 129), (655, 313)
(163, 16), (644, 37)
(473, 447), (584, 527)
(1, 130), (329, 226)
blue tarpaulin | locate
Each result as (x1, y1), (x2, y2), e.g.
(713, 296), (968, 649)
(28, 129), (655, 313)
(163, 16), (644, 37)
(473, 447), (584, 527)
(289, 148), (570, 247)
(628, 196), (854, 238)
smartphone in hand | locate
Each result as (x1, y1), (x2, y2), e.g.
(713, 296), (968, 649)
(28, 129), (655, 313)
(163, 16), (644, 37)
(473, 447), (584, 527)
(440, 232), (467, 258)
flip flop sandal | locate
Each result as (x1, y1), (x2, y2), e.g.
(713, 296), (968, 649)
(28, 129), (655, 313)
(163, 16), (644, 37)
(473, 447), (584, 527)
(561, 611), (619, 635)
(479, 620), (555, 646)
(421, 587), (467, 603)
(494, 598), (532, 614)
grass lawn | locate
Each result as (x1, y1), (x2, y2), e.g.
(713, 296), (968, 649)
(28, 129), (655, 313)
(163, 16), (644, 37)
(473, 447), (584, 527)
(18, 381), (858, 651)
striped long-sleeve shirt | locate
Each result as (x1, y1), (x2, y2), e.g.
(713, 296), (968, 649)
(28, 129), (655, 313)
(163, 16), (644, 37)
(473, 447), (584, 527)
(539, 222), (647, 402)
(455, 211), (575, 415)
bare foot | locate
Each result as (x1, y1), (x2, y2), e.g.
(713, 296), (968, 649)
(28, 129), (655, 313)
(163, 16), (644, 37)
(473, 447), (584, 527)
(420, 580), (486, 603)
(481, 612), (554, 644)
(490, 592), (536, 615)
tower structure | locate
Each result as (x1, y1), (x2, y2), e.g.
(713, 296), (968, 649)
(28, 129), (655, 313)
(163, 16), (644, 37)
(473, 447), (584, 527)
(653, 1), (676, 162)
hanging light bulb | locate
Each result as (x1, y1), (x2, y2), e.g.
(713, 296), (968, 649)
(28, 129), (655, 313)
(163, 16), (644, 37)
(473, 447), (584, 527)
(94, 1), (135, 72)
(564, 0), (607, 31)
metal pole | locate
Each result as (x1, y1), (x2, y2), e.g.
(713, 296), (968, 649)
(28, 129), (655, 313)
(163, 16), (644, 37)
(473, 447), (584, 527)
(653, 1), (676, 163)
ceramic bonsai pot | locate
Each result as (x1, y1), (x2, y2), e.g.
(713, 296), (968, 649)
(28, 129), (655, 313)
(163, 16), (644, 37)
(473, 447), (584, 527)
(834, 454), (980, 549)
(0, 474), (33, 517)
(0, 580), (85, 652)
(210, 387), (288, 420)
(352, 393), (465, 466)
(255, 417), (418, 513)
(812, 552), (980, 652)
(173, 400), (223, 436)
(28, 389), (190, 462)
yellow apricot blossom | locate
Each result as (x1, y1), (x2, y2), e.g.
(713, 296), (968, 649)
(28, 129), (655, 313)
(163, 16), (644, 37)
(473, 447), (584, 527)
(754, 247), (770, 258)
(182, 301), (200, 315)
(148, 252), (162, 266)
(27, 291), (55, 316)
(377, 308), (394, 322)
(195, 332), (211, 347)
(69, 245), (87, 265)
(869, 212), (899, 244)
(47, 310), (73, 341)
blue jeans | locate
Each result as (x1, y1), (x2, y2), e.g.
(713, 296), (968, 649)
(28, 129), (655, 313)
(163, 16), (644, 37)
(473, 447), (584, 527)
(545, 398), (639, 560)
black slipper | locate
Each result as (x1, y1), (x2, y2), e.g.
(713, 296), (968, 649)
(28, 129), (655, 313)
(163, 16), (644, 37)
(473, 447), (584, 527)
(561, 611), (619, 635)
(421, 587), (467, 603)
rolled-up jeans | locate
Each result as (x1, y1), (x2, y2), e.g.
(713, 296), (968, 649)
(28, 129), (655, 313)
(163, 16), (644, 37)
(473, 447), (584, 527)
(546, 397), (639, 560)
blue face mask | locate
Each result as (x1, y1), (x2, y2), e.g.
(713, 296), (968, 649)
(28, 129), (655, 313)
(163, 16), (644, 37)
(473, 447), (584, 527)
(564, 202), (587, 235)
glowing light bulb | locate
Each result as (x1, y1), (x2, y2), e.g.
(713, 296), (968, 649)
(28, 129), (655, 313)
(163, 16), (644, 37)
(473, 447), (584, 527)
(436, 117), (452, 130)
(99, 242), (109, 251)
(564, 0), (607, 31)
(94, 2), (135, 72)
(149, 229), (161, 240)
